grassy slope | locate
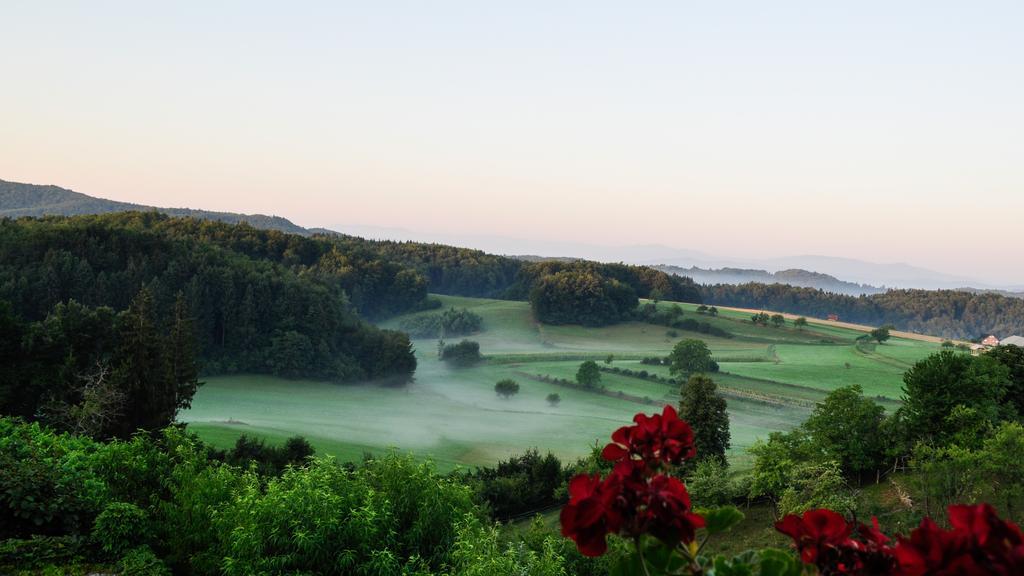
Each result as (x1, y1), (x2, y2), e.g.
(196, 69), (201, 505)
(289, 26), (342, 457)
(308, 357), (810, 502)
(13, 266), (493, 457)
(182, 294), (942, 471)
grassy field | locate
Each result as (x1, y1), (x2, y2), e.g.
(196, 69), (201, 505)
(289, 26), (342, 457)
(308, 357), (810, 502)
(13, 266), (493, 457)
(181, 294), (943, 471)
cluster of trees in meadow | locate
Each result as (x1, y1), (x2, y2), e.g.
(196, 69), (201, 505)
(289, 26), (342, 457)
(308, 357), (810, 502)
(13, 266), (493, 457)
(524, 264), (704, 327)
(635, 302), (732, 337)
(703, 283), (1024, 339)
(0, 214), (417, 382)
(398, 307), (482, 338)
(529, 269), (638, 326)
(440, 339), (483, 366)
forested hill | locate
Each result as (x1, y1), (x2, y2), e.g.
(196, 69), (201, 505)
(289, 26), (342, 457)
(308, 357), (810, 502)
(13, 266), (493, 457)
(332, 237), (703, 305)
(702, 283), (1024, 340)
(0, 179), (309, 235)
(0, 213), (420, 382)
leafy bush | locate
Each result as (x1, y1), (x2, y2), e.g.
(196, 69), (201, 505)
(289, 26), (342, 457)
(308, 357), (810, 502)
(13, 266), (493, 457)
(776, 460), (856, 517)
(447, 516), (567, 576)
(93, 502), (148, 556)
(213, 453), (475, 575)
(0, 536), (85, 571)
(0, 418), (108, 538)
(494, 379), (520, 398)
(686, 458), (736, 508)
(466, 449), (567, 521)
(118, 546), (171, 576)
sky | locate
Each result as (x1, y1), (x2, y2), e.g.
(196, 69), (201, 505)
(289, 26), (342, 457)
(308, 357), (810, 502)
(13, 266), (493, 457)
(2, 1), (1022, 285)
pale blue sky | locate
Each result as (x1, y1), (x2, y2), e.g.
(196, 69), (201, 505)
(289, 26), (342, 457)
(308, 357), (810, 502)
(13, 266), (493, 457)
(2, 2), (1022, 283)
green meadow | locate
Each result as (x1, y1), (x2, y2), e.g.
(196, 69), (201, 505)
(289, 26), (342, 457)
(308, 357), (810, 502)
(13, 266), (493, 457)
(181, 295), (942, 470)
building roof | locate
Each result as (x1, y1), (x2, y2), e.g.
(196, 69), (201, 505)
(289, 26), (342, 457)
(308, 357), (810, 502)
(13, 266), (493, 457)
(1002, 335), (1024, 347)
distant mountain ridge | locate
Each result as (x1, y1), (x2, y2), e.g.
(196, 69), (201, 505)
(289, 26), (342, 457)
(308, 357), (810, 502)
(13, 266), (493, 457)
(655, 265), (887, 296)
(0, 179), (309, 235)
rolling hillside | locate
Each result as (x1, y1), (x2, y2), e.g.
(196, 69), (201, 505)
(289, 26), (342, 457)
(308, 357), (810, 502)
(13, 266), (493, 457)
(0, 179), (308, 235)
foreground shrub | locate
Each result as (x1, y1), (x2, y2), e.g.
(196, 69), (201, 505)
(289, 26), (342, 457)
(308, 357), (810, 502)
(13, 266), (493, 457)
(448, 515), (566, 576)
(0, 536), (86, 571)
(0, 418), (109, 538)
(93, 502), (147, 556)
(119, 546), (171, 576)
(214, 453), (476, 575)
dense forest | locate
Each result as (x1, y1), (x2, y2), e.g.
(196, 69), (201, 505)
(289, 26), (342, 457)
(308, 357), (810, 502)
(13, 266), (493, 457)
(0, 213), (418, 382)
(702, 283), (1024, 339)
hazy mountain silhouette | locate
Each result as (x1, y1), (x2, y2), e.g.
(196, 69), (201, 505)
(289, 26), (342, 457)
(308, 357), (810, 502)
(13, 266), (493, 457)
(0, 179), (308, 235)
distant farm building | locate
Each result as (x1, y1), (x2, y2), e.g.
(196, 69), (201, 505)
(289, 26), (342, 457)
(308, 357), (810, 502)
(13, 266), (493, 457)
(982, 335), (1001, 347)
(1002, 335), (1024, 347)
(827, 314), (839, 322)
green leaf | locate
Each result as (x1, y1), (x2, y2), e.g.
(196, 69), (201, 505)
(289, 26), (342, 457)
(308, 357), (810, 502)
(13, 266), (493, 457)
(701, 505), (746, 535)
(757, 548), (805, 576)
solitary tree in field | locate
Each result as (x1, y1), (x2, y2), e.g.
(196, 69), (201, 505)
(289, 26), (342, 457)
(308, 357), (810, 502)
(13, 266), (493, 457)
(770, 314), (786, 328)
(495, 379), (520, 399)
(546, 393), (561, 407)
(668, 339), (712, 378)
(697, 305), (708, 314)
(605, 354), (614, 365)
(794, 317), (808, 330)
(708, 306), (718, 317)
(870, 327), (891, 344)
(678, 374), (730, 462)
(576, 361), (602, 388)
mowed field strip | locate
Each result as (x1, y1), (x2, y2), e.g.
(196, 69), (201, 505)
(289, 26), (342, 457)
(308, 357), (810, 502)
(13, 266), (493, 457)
(182, 295), (942, 470)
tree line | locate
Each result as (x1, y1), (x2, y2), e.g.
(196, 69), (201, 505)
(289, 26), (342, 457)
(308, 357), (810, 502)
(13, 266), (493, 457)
(326, 235), (703, 326)
(702, 282), (1024, 339)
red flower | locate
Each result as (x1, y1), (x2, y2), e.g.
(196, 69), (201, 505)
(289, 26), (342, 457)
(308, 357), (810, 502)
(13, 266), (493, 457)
(894, 504), (1024, 576)
(601, 406), (696, 467)
(849, 517), (898, 575)
(948, 503), (1024, 557)
(775, 509), (853, 565)
(893, 517), (976, 576)
(642, 474), (705, 546)
(560, 473), (622, 557)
